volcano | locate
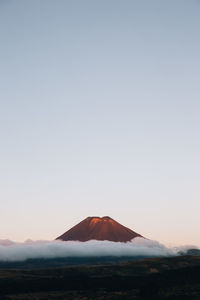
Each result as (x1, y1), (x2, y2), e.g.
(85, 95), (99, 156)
(56, 216), (143, 242)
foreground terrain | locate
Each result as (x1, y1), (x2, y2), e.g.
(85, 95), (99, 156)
(0, 256), (200, 299)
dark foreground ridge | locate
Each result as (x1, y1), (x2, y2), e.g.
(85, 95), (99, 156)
(56, 216), (143, 242)
(0, 255), (200, 299)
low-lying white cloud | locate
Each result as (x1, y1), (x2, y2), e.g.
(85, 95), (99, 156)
(0, 238), (181, 262)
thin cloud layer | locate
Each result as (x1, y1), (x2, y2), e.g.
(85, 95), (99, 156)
(0, 238), (178, 262)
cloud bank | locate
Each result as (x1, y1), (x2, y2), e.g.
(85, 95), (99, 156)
(0, 238), (180, 262)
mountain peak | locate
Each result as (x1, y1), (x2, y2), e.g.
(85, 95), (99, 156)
(56, 216), (143, 242)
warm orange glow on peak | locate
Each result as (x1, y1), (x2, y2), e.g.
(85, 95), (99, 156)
(89, 216), (113, 224)
(108, 219), (114, 223)
(90, 218), (101, 224)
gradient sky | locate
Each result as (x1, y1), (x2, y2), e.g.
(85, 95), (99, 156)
(0, 0), (200, 246)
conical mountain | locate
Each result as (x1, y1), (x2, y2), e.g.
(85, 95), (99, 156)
(56, 216), (143, 242)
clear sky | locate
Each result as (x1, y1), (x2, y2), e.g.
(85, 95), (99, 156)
(0, 0), (200, 246)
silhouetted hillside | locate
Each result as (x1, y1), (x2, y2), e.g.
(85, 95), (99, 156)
(0, 255), (199, 299)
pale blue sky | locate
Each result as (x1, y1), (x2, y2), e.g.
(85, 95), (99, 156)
(0, 0), (200, 245)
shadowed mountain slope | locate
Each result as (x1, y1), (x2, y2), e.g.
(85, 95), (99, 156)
(56, 216), (143, 242)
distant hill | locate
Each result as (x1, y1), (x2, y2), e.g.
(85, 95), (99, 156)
(56, 216), (143, 242)
(179, 248), (200, 256)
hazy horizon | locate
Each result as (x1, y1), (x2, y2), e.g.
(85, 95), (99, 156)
(0, 0), (200, 246)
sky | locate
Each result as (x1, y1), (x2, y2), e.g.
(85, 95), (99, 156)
(0, 0), (200, 246)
